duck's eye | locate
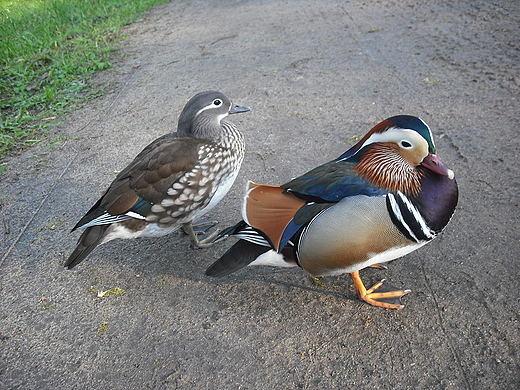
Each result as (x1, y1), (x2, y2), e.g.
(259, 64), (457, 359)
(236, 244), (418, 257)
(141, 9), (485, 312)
(213, 99), (222, 106)
(399, 140), (413, 148)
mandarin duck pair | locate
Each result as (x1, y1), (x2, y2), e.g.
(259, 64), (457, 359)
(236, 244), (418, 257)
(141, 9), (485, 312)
(66, 92), (458, 309)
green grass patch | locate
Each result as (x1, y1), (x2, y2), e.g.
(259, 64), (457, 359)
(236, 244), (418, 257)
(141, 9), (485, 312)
(0, 0), (169, 155)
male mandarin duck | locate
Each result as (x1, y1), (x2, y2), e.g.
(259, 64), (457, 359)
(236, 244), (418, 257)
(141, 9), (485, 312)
(206, 115), (458, 309)
(65, 91), (250, 269)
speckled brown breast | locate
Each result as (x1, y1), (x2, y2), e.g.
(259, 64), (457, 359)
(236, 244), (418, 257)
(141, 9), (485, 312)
(142, 121), (245, 228)
(145, 141), (242, 226)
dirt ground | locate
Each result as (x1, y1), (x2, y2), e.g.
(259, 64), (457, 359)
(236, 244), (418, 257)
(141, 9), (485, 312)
(1, 0), (518, 389)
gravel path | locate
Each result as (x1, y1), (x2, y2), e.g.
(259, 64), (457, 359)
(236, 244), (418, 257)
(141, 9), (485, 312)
(1, 1), (518, 389)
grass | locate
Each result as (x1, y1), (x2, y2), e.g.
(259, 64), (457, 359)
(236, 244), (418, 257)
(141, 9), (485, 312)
(0, 0), (169, 156)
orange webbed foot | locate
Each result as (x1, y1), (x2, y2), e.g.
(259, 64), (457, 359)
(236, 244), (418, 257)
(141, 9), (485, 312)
(350, 270), (411, 309)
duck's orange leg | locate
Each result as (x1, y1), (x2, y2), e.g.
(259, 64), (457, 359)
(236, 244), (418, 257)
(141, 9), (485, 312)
(350, 270), (411, 309)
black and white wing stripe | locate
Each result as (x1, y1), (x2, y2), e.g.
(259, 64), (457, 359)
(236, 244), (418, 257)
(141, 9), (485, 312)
(75, 211), (146, 230)
(386, 191), (435, 243)
(210, 220), (273, 247)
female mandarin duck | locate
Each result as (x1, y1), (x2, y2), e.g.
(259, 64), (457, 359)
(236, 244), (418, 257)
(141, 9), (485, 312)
(65, 91), (250, 269)
(206, 115), (458, 309)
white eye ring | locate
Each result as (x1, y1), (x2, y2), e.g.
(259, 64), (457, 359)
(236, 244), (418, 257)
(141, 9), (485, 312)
(213, 99), (222, 106)
(399, 140), (413, 149)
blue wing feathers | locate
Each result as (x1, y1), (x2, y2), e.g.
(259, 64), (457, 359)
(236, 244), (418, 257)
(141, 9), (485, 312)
(282, 160), (386, 202)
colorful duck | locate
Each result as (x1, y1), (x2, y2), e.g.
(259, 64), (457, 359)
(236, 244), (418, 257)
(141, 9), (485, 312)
(206, 115), (458, 309)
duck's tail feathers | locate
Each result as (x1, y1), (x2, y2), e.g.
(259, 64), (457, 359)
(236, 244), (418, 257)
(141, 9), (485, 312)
(205, 239), (270, 277)
(64, 225), (110, 269)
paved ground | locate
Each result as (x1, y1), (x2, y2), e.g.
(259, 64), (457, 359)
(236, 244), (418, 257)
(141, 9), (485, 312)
(1, 0), (519, 389)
